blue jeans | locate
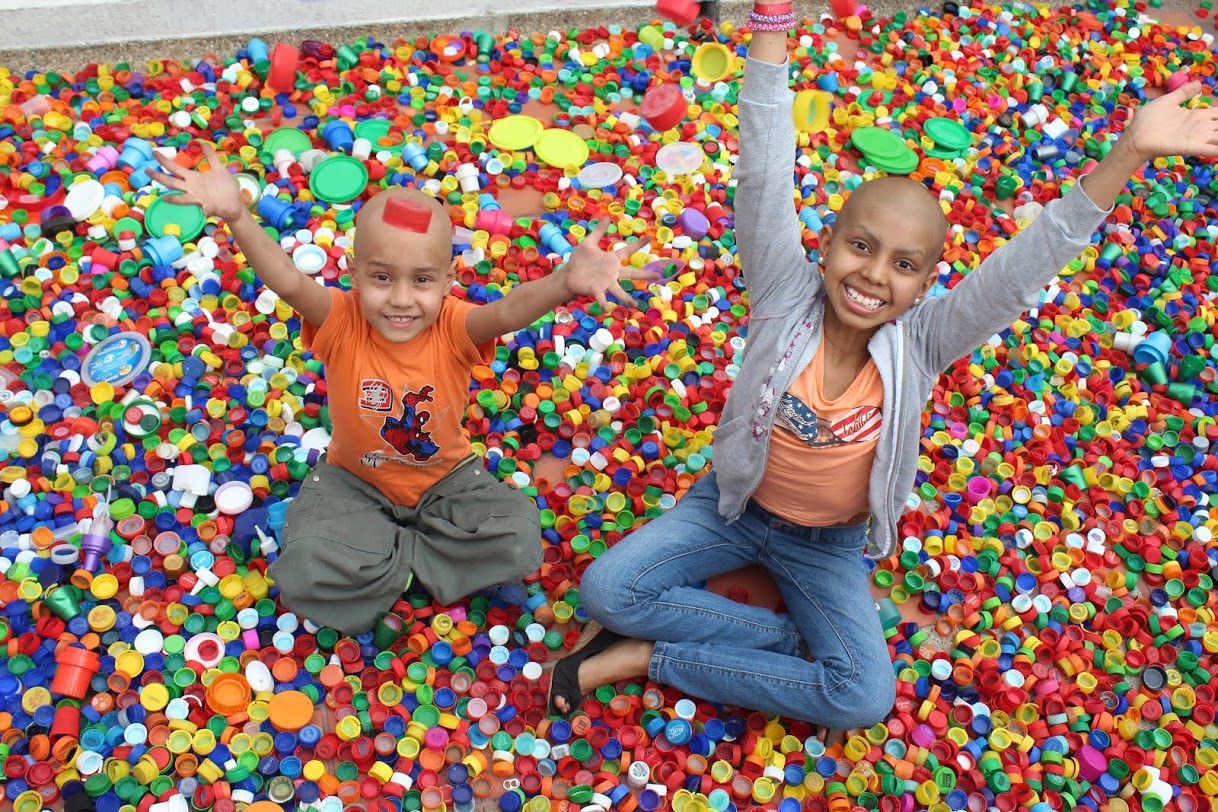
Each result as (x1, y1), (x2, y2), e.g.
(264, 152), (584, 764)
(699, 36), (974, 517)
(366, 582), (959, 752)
(580, 472), (896, 728)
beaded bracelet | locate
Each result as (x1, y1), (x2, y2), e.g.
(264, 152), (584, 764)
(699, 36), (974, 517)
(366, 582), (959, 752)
(750, 11), (793, 22)
(748, 11), (796, 31)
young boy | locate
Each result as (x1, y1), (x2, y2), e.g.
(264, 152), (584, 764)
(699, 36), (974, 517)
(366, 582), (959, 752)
(551, 7), (1218, 724)
(149, 146), (654, 634)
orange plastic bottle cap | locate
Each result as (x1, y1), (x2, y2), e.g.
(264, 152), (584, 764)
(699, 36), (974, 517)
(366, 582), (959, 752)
(267, 689), (315, 732)
(244, 803), (286, 812)
(205, 672), (252, 716)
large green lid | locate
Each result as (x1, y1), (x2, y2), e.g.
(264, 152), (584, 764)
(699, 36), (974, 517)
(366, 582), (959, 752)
(145, 193), (206, 241)
(309, 155), (368, 204)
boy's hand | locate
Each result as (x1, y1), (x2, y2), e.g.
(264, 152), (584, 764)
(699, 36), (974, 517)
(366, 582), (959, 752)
(1122, 80), (1218, 164)
(146, 142), (246, 222)
(560, 219), (657, 309)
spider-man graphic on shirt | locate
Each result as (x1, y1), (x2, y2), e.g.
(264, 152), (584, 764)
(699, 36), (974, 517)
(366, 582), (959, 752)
(379, 385), (440, 460)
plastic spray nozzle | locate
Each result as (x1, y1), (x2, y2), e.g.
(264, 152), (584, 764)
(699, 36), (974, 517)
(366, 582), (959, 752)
(78, 511), (113, 573)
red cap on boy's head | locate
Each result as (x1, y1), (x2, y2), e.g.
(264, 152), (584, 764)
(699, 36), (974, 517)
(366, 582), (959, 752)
(383, 197), (433, 233)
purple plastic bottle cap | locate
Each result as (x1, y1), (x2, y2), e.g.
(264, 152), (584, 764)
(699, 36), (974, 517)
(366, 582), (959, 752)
(677, 208), (710, 240)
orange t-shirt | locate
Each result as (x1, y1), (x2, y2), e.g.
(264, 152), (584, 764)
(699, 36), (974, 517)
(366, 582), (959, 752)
(751, 346), (883, 526)
(303, 287), (493, 507)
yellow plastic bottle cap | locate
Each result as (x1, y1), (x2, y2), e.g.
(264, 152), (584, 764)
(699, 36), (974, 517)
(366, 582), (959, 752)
(487, 115), (544, 151)
(88, 605), (117, 631)
(794, 90), (833, 134)
(336, 715), (362, 741)
(90, 574), (119, 600)
(302, 759), (327, 781)
(114, 650), (145, 677)
(691, 42), (734, 83)
(141, 682), (170, 712)
(534, 129), (590, 170)
(91, 382), (116, 405)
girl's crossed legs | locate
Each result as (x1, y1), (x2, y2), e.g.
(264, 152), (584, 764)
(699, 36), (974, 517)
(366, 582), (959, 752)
(573, 472), (896, 728)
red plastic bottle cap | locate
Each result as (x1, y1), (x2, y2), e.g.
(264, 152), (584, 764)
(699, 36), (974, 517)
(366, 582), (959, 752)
(641, 84), (688, 133)
(267, 43), (300, 92)
(384, 197), (433, 233)
(656, 0), (700, 26)
(26, 761), (55, 787)
(51, 646), (101, 699)
(831, 0), (857, 17)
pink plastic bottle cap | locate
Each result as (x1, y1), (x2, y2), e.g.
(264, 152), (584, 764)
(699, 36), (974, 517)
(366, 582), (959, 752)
(474, 209), (513, 235)
(1165, 72), (1191, 93)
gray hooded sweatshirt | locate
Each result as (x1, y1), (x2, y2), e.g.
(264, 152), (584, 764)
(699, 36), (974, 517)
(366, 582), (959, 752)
(715, 57), (1111, 559)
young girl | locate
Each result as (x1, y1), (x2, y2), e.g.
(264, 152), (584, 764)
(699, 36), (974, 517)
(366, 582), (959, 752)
(548, 5), (1218, 725)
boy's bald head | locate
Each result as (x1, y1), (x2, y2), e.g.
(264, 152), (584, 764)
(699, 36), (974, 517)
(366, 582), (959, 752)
(836, 176), (949, 249)
(355, 187), (452, 267)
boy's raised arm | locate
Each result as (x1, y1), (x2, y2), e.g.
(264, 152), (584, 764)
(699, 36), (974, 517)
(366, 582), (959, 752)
(465, 220), (654, 346)
(147, 143), (333, 328)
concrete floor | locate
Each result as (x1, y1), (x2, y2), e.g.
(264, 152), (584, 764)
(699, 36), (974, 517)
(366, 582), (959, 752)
(0, 0), (1210, 75)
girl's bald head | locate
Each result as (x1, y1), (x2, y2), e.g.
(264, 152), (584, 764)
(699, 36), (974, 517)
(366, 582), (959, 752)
(835, 176), (948, 251)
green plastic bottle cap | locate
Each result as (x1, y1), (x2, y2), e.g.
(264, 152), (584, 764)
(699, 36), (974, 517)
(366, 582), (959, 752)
(309, 155), (369, 204)
(863, 148), (920, 175)
(144, 194), (206, 242)
(262, 127), (312, 158)
(924, 117), (973, 151)
(113, 215), (144, 240)
(849, 126), (908, 161)
(354, 118), (394, 146)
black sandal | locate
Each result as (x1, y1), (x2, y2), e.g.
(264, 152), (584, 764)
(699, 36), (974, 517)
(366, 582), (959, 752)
(547, 621), (624, 716)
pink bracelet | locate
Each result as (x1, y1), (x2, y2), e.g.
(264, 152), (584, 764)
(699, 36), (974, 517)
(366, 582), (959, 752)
(748, 11), (795, 30)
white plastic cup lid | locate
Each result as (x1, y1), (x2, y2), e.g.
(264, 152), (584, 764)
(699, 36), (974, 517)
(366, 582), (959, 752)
(64, 179), (106, 220)
(293, 244), (328, 274)
(214, 481), (254, 515)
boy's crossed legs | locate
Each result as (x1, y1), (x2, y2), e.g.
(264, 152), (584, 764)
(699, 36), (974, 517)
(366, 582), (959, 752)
(268, 456), (542, 635)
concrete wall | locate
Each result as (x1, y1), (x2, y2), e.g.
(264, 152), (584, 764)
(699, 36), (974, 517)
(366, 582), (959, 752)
(0, 0), (652, 51)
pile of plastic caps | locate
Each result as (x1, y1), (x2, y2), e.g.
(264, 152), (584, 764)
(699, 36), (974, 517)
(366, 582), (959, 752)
(2, 0), (1218, 811)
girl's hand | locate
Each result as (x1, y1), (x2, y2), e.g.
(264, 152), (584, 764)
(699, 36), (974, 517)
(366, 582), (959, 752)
(560, 219), (658, 309)
(1122, 80), (1218, 164)
(145, 142), (246, 222)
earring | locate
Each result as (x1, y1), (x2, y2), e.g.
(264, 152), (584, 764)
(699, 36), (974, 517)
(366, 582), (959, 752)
(913, 296), (922, 305)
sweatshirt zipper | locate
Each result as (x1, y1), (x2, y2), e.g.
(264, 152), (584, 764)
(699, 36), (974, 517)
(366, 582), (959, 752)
(881, 327), (904, 553)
